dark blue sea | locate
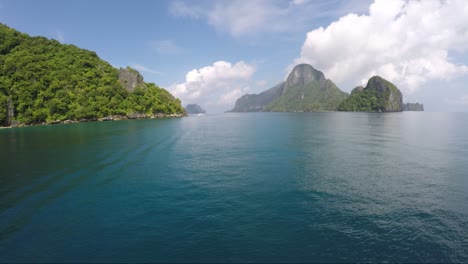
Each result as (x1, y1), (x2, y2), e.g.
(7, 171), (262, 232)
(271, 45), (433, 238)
(1, 112), (467, 262)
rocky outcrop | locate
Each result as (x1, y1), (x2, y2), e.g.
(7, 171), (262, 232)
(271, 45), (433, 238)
(228, 83), (284, 112)
(264, 64), (348, 112)
(369, 76), (403, 111)
(351, 86), (364, 94)
(0, 23), (186, 128)
(281, 64), (325, 95)
(2, 113), (185, 128)
(126, 112), (150, 119)
(338, 76), (403, 112)
(184, 104), (206, 114)
(229, 64), (348, 112)
(118, 67), (145, 92)
(125, 112), (184, 119)
(403, 103), (424, 111)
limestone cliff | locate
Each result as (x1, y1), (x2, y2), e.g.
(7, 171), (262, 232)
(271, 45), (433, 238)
(351, 86), (364, 94)
(338, 76), (403, 112)
(228, 83), (284, 112)
(229, 64), (348, 112)
(118, 67), (146, 92)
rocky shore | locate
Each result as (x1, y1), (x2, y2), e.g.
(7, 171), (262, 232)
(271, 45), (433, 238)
(4, 113), (186, 128)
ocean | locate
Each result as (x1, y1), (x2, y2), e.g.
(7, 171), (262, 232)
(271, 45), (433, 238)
(1, 112), (467, 262)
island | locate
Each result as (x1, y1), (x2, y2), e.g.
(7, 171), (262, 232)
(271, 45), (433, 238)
(0, 23), (185, 128)
(403, 103), (424, 111)
(1, 22), (426, 125)
(228, 64), (348, 112)
(228, 63), (418, 113)
(184, 104), (206, 114)
(337, 76), (403, 112)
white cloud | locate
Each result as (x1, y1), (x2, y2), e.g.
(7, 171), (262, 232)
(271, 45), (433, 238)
(292, 0), (309, 5)
(217, 88), (245, 106)
(169, 0), (371, 37)
(293, 0), (468, 94)
(130, 64), (162, 75)
(148, 40), (182, 55)
(206, 0), (286, 37)
(460, 96), (468, 105)
(169, 61), (256, 112)
(169, 1), (204, 19)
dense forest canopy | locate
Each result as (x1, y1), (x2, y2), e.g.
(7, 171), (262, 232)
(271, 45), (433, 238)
(0, 23), (184, 126)
(337, 76), (403, 112)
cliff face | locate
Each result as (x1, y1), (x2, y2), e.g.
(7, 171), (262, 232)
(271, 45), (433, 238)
(368, 76), (403, 112)
(118, 67), (145, 92)
(229, 64), (348, 112)
(351, 86), (364, 94)
(265, 64), (348, 112)
(403, 103), (424, 111)
(229, 83), (284, 112)
(281, 64), (325, 95)
(338, 76), (403, 112)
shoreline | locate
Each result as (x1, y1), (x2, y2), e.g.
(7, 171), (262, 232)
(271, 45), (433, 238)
(1, 113), (186, 129)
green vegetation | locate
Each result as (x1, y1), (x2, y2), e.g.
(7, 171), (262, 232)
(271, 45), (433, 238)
(337, 88), (387, 111)
(0, 23), (184, 126)
(0, 94), (7, 123)
(338, 76), (403, 112)
(229, 64), (349, 112)
(265, 80), (348, 112)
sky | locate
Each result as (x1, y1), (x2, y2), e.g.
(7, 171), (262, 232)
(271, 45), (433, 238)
(1, 0), (468, 112)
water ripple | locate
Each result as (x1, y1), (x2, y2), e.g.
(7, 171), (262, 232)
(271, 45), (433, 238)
(0, 113), (467, 262)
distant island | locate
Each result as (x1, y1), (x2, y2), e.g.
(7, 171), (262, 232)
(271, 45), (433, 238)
(229, 64), (424, 113)
(0, 23), (185, 128)
(403, 103), (424, 111)
(184, 104), (206, 114)
(228, 64), (348, 112)
(0, 22), (426, 128)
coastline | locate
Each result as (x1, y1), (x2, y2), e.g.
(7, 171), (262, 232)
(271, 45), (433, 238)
(1, 113), (186, 129)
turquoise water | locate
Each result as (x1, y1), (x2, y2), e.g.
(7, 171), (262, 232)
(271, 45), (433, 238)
(1, 112), (468, 262)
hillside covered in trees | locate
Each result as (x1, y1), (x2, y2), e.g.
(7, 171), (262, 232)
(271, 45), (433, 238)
(0, 23), (184, 127)
(337, 76), (403, 112)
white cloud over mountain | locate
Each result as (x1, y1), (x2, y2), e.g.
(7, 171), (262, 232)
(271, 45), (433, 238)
(294, 0), (468, 94)
(169, 61), (256, 111)
(169, 0), (468, 111)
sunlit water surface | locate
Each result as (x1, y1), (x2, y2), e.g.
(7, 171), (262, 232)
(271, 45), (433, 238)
(1, 112), (467, 262)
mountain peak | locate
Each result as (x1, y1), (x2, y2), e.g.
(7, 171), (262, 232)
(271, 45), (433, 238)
(338, 75), (403, 112)
(366, 75), (398, 94)
(286, 64), (326, 89)
(229, 64), (347, 112)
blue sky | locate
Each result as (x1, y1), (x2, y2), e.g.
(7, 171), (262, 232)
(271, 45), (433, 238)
(1, 0), (468, 112)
